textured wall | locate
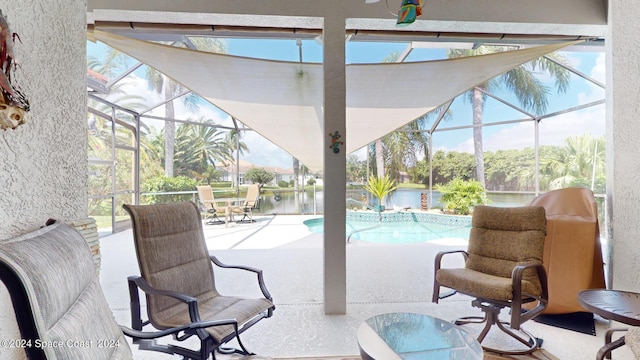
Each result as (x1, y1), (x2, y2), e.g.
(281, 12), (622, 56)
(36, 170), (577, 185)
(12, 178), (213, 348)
(609, 0), (640, 292)
(0, 1), (87, 238)
(0, 1), (87, 359)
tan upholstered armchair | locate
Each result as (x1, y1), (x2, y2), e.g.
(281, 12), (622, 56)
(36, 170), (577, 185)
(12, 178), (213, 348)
(123, 201), (275, 360)
(433, 205), (549, 355)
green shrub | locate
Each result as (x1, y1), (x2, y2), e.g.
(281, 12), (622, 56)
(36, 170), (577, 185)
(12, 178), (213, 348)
(141, 176), (198, 204)
(307, 178), (316, 186)
(435, 178), (487, 215)
(278, 180), (289, 188)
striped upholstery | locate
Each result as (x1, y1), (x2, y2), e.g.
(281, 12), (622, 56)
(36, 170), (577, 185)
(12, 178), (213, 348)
(0, 223), (132, 360)
(125, 201), (274, 342)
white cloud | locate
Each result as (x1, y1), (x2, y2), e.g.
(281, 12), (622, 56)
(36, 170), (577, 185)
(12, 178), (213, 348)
(240, 131), (293, 169)
(450, 137), (474, 153)
(577, 53), (606, 105)
(591, 53), (606, 84)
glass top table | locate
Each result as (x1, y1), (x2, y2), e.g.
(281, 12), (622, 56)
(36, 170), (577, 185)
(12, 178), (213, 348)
(357, 312), (483, 360)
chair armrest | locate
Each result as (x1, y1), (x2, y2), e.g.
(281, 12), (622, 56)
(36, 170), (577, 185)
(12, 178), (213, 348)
(432, 250), (468, 303)
(120, 316), (240, 340)
(128, 276), (202, 322)
(434, 249), (468, 272)
(511, 262), (548, 299)
(510, 262), (548, 327)
(210, 256), (273, 301)
(201, 200), (215, 207)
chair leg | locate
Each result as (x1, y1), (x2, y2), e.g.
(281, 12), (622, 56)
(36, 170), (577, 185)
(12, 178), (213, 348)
(205, 212), (225, 225)
(236, 209), (255, 223)
(455, 300), (541, 356)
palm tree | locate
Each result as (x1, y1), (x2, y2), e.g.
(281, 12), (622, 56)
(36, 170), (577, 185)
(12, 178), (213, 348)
(223, 128), (249, 188)
(539, 134), (605, 191)
(447, 47), (571, 187)
(173, 118), (233, 178)
(145, 38), (228, 177)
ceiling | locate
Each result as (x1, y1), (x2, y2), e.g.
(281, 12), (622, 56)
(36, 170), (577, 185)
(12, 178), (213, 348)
(87, 0), (608, 47)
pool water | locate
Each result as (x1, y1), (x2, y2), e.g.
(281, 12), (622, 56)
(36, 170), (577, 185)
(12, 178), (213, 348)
(303, 218), (471, 244)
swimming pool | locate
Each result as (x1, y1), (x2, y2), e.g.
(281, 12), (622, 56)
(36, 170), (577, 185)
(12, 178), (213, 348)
(303, 211), (471, 244)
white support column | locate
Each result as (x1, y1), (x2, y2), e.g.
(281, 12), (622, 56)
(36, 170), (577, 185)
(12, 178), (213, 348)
(608, 0), (640, 292)
(322, 17), (347, 314)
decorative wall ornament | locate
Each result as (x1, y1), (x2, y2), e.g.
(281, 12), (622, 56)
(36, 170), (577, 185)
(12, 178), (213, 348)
(329, 131), (344, 153)
(0, 10), (29, 130)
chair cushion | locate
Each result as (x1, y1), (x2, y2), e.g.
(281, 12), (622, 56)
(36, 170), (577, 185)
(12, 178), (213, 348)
(153, 291), (274, 342)
(466, 206), (546, 292)
(436, 268), (542, 301)
(0, 223), (132, 360)
(125, 202), (218, 322)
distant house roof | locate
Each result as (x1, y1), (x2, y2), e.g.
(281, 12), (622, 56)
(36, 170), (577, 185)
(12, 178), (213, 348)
(87, 69), (110, 94)
(218, 159), (293, 175)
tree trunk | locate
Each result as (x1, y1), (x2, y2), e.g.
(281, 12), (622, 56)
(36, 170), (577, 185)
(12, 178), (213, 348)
(293, 156), (300, 213)
(375, 138), (385, 178)
(164, 81), (175, 177)
(293, 157), (299, 191)
(472, 88), (485, 188)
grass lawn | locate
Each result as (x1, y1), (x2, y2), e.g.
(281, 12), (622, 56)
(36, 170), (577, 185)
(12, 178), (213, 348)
(91, 216), (129, 229)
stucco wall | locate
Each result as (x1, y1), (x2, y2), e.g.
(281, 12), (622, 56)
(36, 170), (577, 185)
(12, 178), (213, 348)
(609, 0), (640, 292)
(0, 1), (87, 359)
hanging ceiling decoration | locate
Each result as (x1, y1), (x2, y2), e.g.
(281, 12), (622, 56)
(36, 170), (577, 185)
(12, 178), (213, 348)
(365, 0), (425, 26)
(396, 0), (424, 26)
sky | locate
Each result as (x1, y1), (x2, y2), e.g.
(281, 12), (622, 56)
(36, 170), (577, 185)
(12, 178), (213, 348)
(87, 37), (606, 170)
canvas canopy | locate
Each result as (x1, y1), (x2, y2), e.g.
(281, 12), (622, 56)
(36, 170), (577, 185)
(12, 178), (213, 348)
(92, 30), (578, 172)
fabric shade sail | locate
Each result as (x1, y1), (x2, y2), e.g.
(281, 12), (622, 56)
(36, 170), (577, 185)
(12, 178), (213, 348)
(92, 30), (578, 172)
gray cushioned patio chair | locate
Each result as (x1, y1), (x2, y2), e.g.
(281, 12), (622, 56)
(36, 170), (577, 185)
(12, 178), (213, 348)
(123, 201), (275, 360)
(433, 205), (549, 355)
(0, 221), (216, 360)
(0, 222), (133, 360)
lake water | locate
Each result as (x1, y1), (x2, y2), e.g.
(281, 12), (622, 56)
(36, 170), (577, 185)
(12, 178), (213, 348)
(257, 188), (535, 215)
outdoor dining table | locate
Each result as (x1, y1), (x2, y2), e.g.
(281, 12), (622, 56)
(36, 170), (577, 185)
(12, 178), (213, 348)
(215, 197), (245, 226)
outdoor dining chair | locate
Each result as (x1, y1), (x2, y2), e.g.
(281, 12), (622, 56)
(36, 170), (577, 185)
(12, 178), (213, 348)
(196, 185), (235, 225)
(236, 184), (260, 223)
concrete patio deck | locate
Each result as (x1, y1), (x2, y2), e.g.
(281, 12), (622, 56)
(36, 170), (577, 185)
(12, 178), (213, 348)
(98, 214), (635, 359)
